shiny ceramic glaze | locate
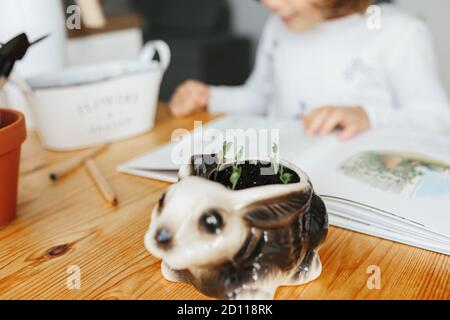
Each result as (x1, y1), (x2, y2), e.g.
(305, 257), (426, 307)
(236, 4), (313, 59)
(145, 156), (328, 300)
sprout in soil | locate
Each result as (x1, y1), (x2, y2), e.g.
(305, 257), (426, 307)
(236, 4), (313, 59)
(271, 143), (292, 184)
(229, 146), (244, 190)
(271, 143), (280, 175)
(279, 166), (293, 185)
(211, 141), (233, 181)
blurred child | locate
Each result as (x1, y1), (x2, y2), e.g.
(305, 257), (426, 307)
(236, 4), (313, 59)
(169, 0), (450, 140)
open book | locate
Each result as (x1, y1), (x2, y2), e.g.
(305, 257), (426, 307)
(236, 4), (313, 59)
(118, 115), (450, 255)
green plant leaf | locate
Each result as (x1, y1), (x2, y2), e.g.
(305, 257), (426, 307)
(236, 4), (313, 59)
(281, 172), (293, 185)
(236, 146), (243, 161)
(212, 141), (233, 182)
(230, 167), (242, 190)
(234, 147), (244, 170)
(271, 143), (280, 174)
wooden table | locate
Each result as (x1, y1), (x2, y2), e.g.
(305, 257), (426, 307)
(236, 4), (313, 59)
(0, 104), (448, 300)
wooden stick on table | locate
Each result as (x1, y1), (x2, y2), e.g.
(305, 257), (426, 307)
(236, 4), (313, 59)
(74, 0), (106, 28)
(49, 144), (108, 182)
(85, 158), (118, 207)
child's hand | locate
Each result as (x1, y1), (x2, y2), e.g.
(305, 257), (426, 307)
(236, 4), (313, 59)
(169, 80), (209, 118)
(303, 106), (370, 140)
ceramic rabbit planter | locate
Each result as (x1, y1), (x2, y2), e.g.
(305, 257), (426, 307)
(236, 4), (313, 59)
(144, 155), (328, 300)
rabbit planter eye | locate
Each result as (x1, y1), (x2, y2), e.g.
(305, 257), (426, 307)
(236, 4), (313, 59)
(144, 156), (328, 300)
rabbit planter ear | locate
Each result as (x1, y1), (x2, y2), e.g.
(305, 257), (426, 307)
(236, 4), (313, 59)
(233, 169), (313, 229)
(178, 154), (219, 180)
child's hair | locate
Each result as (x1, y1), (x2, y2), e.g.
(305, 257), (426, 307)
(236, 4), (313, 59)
(316, 0), (372, 19)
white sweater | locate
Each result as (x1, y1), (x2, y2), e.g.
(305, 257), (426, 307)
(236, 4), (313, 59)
(209, 4), (450, 134)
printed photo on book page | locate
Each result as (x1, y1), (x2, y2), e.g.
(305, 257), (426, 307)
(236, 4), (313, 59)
(308, 130), (450, 238)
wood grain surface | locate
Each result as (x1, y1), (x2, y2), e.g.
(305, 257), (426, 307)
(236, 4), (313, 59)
(0, 104), (448, 300)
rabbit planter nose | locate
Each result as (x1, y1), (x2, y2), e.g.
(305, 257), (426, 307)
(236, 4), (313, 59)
(155, 228), (173, 247)
(144, 155), (328, 300)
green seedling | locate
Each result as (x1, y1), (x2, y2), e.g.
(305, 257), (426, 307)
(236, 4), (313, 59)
(271, 143), (280, 175)
(271, 143), (292, 184)
(230, 147), (244, 190)
(211, 141), (233, 181)
(279, 166), (293, 185)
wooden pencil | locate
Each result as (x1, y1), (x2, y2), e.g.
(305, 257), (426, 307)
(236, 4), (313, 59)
(49, 144), (108, 182)
(85, 158), (118, 207)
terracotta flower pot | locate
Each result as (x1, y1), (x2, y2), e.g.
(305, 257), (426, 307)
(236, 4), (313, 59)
(0, 109), (26, 228)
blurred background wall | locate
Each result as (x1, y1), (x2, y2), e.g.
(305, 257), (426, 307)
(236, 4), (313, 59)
(396, 0), (450, 98)
(131, 0), (252, 100)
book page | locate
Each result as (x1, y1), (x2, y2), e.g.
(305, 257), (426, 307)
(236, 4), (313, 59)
(309, 129), (450, 237)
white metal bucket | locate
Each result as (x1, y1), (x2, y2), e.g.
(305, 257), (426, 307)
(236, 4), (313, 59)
(27, 40), (171, 151)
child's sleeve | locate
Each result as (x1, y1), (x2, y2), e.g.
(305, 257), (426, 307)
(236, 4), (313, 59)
(207, 17), (276, 115)
(364, 22), (450, 134)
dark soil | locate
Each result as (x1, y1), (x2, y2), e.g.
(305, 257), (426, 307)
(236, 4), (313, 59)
(209, 161), (300, 190)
